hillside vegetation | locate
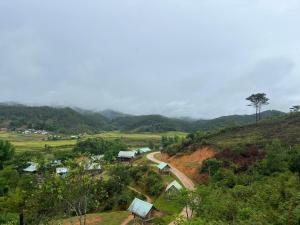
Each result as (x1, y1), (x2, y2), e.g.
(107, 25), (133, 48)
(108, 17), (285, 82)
(0, 104), (283, 134)
(162, 113), (300, 225)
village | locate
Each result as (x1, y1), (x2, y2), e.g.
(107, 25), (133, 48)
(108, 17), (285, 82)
(19, 144), (188, 225)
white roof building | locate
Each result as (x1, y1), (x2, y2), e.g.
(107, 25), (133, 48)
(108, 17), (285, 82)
(56, 167), (68, 174)
(136, 147), (151, 154)
(118, 151), (136, 159)
(128, 198), (154, 219)
(84, 162), (102, 171)
(166, 180), (183, 192)
(23, 162), (38, 172)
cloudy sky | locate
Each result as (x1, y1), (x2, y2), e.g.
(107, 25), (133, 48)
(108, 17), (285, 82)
(0, 0), (299, 118)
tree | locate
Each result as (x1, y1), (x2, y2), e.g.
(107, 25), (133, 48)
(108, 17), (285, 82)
(57, 167), (100, 225)
(246, 93), (269, 123)
(289, 105), (300, 113)
(201, 158), (223, 176)
(0, 140), (15, 169)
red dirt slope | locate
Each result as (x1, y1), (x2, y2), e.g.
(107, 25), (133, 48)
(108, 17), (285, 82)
(160, 147), (216, 182)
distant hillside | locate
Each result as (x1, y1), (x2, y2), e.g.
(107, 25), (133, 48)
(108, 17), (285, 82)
(100, 109), (129, 120)
(112, 114), (190, 132)
(176, 112), (300, 153)
(192, 110), (284, 131)
(0, 105), (111, 134)
(0, 104), (285, 134)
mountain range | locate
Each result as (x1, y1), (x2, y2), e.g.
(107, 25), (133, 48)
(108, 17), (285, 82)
(0, 103), (284, 134)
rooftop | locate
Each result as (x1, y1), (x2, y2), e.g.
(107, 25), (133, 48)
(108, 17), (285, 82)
(136, 147), (151, 153)
(157, 162), (169, 170)
(166, 180), (183, 192)
(56, 167), (68, 174)
(118, 151), (136, 158)
(127, 198), (153, 218)
(23, 162), (38, 172)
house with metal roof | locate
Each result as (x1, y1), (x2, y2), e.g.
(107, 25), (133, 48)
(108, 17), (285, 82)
(157, 162), (171, 174)
(166, 180), (183, 193)
(128, 198), (155, 221)
(91, 155), (104, 161)
(136, 147), (151, 154)
(56, 167), (68, 175)
(23, 162), (38, 172)
(118, 151), (136, 161)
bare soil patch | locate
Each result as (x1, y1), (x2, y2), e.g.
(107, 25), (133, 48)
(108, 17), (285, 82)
(160, 147), (216, 182)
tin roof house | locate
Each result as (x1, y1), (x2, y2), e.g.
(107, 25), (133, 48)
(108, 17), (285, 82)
(166, 180), (183, 193)
(23, 162), (38, 173)
(128, 198), (155, 222)
(56, 167), (68, 175)
(136, 147), (151, 154)
(118, 151), (136, 161)
(157, 162), (171, 174)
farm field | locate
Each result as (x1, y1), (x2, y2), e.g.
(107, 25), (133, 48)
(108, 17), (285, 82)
(0, 131), (187, 152)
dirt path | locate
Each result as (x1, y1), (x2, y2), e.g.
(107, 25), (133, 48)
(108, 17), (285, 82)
(120, 215), (133, 225)
(128, 186), (152, 203)
(146, 152), (195, 225)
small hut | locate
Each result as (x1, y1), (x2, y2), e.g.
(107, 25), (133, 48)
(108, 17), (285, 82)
(128, 198), (155, 224)
(56, 167), (68, 177)
(157, 162), (171, 175)
(136, 147), (151, 154)
(23, 162), (38, 173)
(118, 151), (136, 161)
(84, 162), (102, 175)
(165, 180), (183, 195)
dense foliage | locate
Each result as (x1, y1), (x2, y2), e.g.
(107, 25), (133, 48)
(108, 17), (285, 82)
(177, 141), (300, 225)
(73, 138), (127, 161)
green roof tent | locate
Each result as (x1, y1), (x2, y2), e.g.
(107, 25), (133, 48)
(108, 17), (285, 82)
(166, 180), (183, 192)
(128, 198), (154, 219)
(118, 151), (136, 159)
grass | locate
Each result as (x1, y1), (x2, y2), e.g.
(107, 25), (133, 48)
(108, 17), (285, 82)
(0, 131), (187, 152)
(57, 211), (130, 225)
(153, 193), (183, 224)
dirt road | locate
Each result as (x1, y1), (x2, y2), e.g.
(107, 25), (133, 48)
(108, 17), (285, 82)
(146, 152), (195, 224)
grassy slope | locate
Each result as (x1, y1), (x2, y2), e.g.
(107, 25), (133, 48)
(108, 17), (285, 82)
(205, 113), (300, 149)
(58, 211), (130, 225)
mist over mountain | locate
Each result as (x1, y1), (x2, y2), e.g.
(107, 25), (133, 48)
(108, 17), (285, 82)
(0, 103), (284, 134)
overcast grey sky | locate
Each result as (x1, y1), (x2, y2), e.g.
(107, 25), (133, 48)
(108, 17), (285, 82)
(0, 0), (299, 118)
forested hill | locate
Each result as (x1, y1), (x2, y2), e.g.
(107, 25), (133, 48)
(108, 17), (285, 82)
(0, 104), (284, 134)
(0, 105), (112, 133)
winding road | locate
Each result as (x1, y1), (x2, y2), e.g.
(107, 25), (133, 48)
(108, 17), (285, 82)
(121, 151), (195, 225)
(146, 151), (195, 225)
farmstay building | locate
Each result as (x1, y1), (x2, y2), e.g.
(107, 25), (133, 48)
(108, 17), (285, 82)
(56, 167), (68, 176)
(165, 180), (183, 194)
(117, 151), (136, 161)
(157, 162), (171, 174)
(128, 198), (155, 224)
(135, 147), (151, 154)
(23, 162), (38, 173)
(84, 162), (102, 175)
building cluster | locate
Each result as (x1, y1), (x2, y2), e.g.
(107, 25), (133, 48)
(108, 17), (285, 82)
(22, 155), (103, 177)
(127, 160), (183, 224)
(117, 147), (152, 161)
(19, 129), (49, 135)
